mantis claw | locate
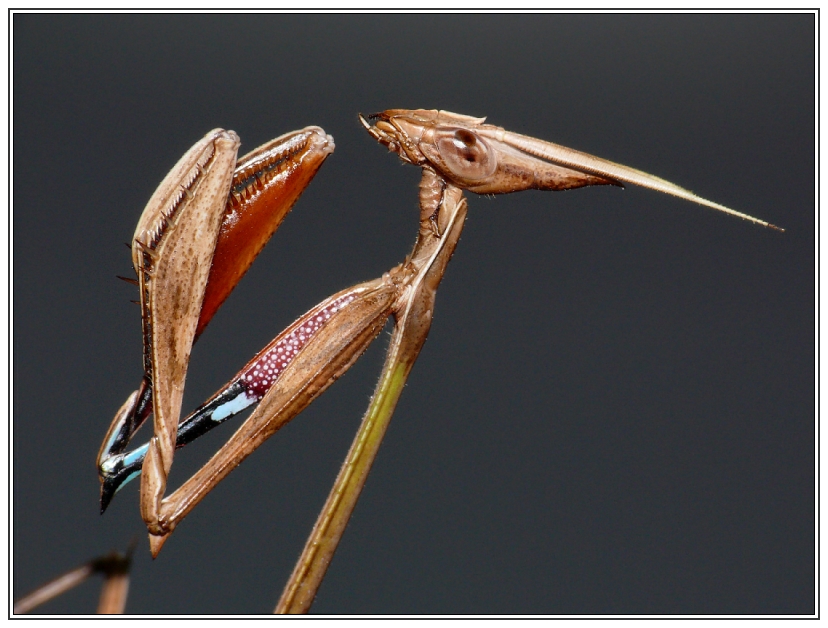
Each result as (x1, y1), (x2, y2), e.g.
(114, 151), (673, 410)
(98, 127), (335, 538)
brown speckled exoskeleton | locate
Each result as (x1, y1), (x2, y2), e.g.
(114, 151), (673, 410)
(19, 109), (781, 614)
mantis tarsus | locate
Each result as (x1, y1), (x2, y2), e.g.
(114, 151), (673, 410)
(87, 109), (781, 613)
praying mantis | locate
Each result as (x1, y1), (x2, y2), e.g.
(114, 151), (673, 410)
(83, 109), (780, 613)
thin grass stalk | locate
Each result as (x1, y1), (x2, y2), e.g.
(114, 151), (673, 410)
(274, 326), (417, 613)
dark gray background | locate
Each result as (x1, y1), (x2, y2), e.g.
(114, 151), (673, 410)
(13, 14), (814, 614)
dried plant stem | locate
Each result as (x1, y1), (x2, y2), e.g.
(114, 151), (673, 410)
(14, 548), (132, 614)
(96, 570), (130, 614)
(14, 564), (94, 614)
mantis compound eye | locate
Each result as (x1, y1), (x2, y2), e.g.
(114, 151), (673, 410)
(435, 128), (497, 180)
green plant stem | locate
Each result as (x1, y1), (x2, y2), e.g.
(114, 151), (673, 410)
(274, 325), (416, 614)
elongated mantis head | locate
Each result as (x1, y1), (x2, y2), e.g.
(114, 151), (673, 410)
(360, 109), (782, 231)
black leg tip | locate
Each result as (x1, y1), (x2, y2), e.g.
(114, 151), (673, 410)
(100, 479), (117, 514)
